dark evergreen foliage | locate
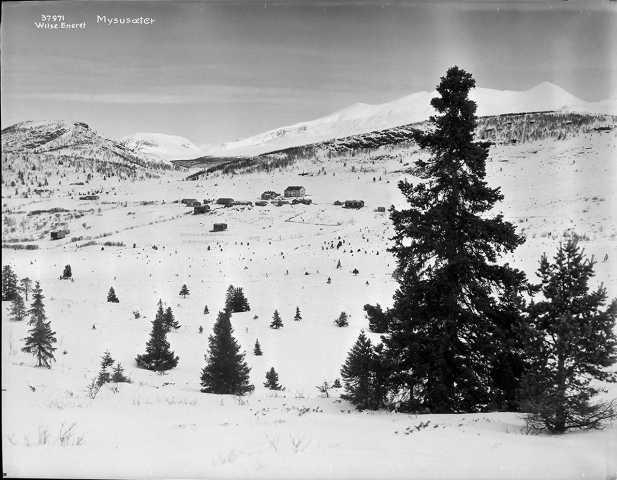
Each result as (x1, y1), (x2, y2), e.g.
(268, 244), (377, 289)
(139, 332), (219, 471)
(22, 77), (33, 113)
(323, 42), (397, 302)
(164, 306), (180, 330)
(204, 305), (209, 315)
(379, 66), (526, 413)
(179, 284), (190, 298)
(264, 367), (283, 390)
(135, 301), (179, 372)
(111, 363), (130, 383)
(60, 264), (72, 280)
(2, 265), (19, 301)
(294, 306), (302, 321)
(270, 310), (283, 329)
(364, 304), (389, 333)
(340, 331), (386, 410)
(10, 292), (26, 322)
(28, 281), (47, 326)
(22, 283), (57, 368)
(335, 311), (349, 327)
(96, 351), (114, 386)
(254, 339), (263, 356)
(520, 240), (617, 433)
(200, 310), (254, 395)
(224, 285), (251, 313)
(107, 287), (119, 303)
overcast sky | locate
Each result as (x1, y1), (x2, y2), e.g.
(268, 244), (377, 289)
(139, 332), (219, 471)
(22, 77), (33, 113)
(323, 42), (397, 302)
(1, 0), (615, 145)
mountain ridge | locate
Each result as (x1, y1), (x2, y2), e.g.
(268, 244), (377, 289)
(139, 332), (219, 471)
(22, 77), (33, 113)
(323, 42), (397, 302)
(201, 82), (616, 157)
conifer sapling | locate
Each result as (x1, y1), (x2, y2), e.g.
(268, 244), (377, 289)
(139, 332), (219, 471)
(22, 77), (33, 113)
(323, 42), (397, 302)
(254, 339), (263, 356)
(270, 310), (283, 329)
(264, 367), (283, 390)
(107, 287), (119, 303)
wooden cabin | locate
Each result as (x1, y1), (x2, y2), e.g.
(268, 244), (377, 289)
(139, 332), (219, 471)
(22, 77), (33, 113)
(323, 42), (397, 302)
(194, 204), (211, 214)
(261, 191), (279, 200)
(344, 200), (365, 209)
(50, 230), (68, 240)
(216, 198), (234, 207)
(212, 223), (228, 232)
(284, 186), (306, 198)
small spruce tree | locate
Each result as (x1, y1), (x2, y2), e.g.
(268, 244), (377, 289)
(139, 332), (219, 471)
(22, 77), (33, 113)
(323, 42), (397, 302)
(254, 339), (263, 356)
(111, 363), (130, 383)
(264, 367), (283, 390)
(521, 240), (617, 433)
(97, 351), (114, 386)
(200, 310), (254, 395)
(294, 306), (302, 321)
(22, 284), (57, 368)
(179, 284), (190, 298)
(61, 265), (72, 280)
(135, 301), (179, 372)
(10, 292), (26, 322)
(107, 287), (119, 303)
(204, 305), (209, 315)
(2, 265), (19, 301)
(28, 281), (47, 326)
(270, 310), (283, 329)
(335, 311), (349, 327)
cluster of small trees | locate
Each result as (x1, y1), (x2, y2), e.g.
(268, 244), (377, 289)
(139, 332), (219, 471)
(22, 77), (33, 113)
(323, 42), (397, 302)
(1, 267), (59, 369)
(224, 285), (250, 313)
(96, 351), (130, 386)
(339, 67), (617, 434)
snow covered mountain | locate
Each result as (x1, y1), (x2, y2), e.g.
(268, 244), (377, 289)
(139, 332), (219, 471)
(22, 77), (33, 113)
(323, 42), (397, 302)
(203, 82), (617, 157)
(121, 132), (204, 163)
(1, 120), (160, 168)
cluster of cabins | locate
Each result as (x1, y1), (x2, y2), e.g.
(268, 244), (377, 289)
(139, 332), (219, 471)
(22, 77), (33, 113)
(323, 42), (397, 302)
(180, 186), (382, 232)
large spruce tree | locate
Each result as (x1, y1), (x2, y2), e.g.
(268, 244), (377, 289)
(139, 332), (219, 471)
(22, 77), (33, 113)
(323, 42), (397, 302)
(135, 301), (179, 372)
(200, 310), (254, 395)
(521, 240), (617, 433)
(382, 66), (526, 413)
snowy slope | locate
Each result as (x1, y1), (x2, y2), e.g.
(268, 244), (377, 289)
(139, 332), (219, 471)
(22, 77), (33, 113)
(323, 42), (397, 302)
(204, 82), (617, 156)
(121, 132), (204, 163)
(2, 125), (616, 478)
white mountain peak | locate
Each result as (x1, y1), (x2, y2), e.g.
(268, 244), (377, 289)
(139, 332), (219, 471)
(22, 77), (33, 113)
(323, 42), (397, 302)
(202, 82), (615, 157)
(121, 132), (204, 162)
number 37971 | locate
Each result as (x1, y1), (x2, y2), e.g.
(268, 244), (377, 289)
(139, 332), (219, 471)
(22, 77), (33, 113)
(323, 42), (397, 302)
(41, 15), (65, 22)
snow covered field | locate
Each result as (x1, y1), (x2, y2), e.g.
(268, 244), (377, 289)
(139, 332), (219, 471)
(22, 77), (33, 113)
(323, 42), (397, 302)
(2, 128), (617, 478)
